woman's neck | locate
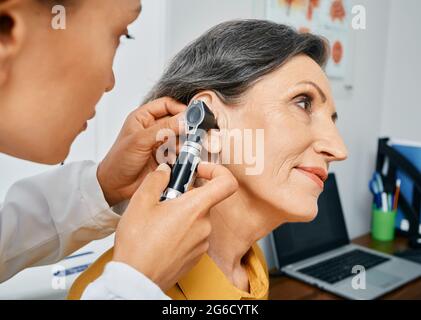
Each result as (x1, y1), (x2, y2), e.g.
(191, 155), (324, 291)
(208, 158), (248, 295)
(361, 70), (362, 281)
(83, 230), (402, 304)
(207, 186), (283, 291)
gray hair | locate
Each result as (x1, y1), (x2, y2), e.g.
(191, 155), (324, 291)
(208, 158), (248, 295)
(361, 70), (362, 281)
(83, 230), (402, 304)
(144, 19), (329, 105)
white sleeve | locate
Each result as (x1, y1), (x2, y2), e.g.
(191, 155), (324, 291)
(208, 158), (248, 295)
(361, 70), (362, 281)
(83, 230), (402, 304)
(81, 262), (171, 300)
(0, 161), (120, 283)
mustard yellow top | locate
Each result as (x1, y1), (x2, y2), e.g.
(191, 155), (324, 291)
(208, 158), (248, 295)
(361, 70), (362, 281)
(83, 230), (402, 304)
(68, 243), (269, 300)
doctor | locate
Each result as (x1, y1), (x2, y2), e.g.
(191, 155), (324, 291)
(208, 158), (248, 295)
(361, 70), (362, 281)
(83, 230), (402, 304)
(0, 0), (238, 299)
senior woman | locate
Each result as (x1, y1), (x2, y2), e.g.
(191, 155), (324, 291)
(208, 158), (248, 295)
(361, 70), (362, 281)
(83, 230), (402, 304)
(68, 19), (348, 300)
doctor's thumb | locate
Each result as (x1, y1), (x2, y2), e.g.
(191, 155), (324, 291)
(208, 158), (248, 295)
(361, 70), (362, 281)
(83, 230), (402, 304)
(131, 163), (171, 205)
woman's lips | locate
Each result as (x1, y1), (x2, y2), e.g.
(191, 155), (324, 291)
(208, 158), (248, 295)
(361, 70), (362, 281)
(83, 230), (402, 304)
(295, 167), (328, 189)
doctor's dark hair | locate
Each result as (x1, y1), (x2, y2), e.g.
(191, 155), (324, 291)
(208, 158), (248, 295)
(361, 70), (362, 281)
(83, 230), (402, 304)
(144, 19), (329, 105)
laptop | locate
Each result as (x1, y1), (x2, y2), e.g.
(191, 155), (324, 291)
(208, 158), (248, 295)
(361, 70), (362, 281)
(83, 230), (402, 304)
(270, 173), (421, 300)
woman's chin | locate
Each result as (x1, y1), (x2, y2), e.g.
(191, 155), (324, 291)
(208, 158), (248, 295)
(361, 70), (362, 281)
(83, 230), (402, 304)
(274, 202), (319, 223)
(292, 210), (318, 223)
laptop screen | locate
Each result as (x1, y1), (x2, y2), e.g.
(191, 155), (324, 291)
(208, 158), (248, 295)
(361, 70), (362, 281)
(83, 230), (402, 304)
(271, 173), (350, 268)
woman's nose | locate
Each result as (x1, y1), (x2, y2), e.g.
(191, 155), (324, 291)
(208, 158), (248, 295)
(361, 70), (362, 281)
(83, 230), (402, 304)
(105, 71), (116, 93)
(313, 125), (348, 162)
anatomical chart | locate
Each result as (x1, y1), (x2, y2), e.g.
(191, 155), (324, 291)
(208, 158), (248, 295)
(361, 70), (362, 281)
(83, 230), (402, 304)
(266, 0), (351, 80)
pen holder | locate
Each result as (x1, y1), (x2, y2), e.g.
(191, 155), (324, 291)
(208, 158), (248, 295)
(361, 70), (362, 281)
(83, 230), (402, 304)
(371, 207), (397, 242)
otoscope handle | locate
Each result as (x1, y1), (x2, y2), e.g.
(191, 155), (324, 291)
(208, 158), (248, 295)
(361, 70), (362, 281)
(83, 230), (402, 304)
(160, 141), (201, 201)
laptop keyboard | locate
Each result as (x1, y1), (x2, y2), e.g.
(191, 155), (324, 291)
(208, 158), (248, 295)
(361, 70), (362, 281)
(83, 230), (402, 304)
(297, 249), (391, 285)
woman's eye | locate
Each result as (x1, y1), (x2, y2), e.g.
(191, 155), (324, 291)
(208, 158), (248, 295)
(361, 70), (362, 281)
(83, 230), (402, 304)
(295, 95), (313, 112)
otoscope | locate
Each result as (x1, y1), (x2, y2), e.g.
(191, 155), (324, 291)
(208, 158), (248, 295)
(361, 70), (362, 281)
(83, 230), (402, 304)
(160, 100), (218, 201)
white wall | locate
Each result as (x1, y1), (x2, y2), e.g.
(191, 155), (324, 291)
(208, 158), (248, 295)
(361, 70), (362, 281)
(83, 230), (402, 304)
(381, 0), (421, 141)
(331, 0), (391, 240)
(164, 0), (264, 59)
(95, 0), (168, 158)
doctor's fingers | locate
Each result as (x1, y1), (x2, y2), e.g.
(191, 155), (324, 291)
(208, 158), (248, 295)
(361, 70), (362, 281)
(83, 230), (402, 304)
(130, 163), (172, 207)
(132, 97), (186, 128)
(171, 163), (239, 218)
(133, 113), (184, 152)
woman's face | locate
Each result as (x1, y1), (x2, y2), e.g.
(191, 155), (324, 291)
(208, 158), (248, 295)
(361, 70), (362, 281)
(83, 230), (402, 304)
(217, 54), (348, 223)
(0, 0), (141, 164)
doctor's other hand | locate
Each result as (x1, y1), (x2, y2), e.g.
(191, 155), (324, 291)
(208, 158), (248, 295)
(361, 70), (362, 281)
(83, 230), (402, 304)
(97, 97), (186, 207)
(112, 162), (238, 292)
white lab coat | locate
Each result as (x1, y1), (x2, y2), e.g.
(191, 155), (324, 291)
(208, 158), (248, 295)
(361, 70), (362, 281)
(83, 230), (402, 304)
(0, 161), (169, 299)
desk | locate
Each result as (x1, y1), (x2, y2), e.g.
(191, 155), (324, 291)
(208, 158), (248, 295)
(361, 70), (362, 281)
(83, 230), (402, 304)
(269, 234), (421, 300)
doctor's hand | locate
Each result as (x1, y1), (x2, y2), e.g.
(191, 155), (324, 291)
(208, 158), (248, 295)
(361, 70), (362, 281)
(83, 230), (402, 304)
(97, 97), (186, 207)
(112, 162), (238, 292)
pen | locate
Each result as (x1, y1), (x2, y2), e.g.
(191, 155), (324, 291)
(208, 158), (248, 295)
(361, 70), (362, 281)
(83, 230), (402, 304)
(375, 173), (384, 193)
(370, 180), (381, 209)
(393, 179), (401, 210)
(370, 176), (379, 206)
(375, 194), (381, 209)
(381, 192), (388, 212)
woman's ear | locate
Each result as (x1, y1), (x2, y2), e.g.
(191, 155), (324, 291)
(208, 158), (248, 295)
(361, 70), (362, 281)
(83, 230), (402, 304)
(191, 90), (229, 130)
(0, 2), (26, 86)
(191, 91), (227, 156)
